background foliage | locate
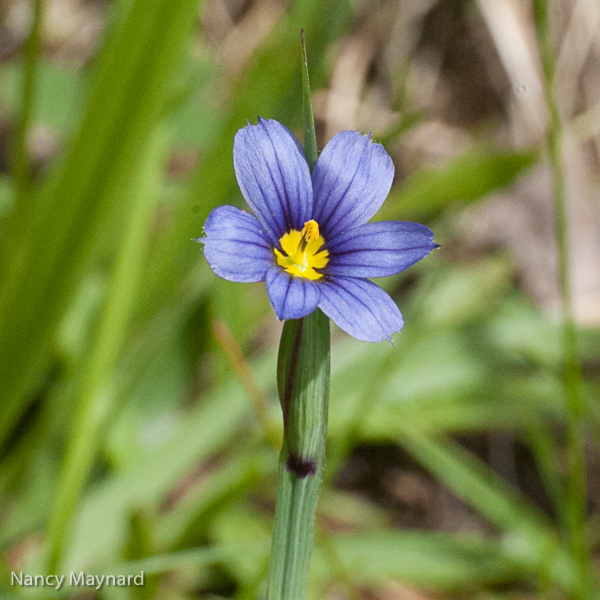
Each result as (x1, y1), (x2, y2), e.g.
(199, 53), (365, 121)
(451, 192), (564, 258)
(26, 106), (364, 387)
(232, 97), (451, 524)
(0, 0), (599, 598)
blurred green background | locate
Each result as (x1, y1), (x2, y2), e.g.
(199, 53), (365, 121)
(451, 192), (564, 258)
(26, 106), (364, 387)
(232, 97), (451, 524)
(0, 0), (599, 598)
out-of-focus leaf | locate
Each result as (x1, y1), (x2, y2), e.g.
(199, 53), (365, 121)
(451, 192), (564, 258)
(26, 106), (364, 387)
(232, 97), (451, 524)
(364, 373), (563, 434)
(158, 451), (273, 550)
(317, 532), (518, 590)
(65, 381), (251, 570)
(381, 149), (537, 220)
(211, 500), (272, 583)
(417, 256), (513, 328)
(393, 430), (582, 595)
(0, 59), (84, 133)
(486, 298), (562, 367)
(113, 541), (270, 577)
(0, 0), (201, 447)
(103, 532), (517, 592)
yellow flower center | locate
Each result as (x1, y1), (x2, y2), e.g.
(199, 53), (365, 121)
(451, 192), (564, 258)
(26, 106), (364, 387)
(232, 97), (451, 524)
(274, 220), (329, 280)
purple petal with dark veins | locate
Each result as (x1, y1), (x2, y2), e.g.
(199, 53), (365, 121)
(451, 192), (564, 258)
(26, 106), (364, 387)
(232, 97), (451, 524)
(312, 131), (394, 239)
(199, 205), (272, 283)
(266, 266), (320, 320)
(234, 118), (313, 245)
(318, 277), (403, 342)
(325, 221), (436, 278)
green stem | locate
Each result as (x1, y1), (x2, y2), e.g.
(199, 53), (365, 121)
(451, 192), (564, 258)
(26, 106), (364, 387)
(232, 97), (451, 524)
(12, 0), (44, 200)
(532, 1), (589, 596)
(267, 310), (330, 599)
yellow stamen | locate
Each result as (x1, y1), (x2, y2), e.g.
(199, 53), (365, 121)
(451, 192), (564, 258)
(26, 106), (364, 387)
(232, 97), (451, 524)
(274, 220), (329, 280)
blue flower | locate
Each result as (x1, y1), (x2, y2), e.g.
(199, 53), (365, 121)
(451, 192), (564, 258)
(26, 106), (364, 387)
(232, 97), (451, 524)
(199, 118), (436, 342)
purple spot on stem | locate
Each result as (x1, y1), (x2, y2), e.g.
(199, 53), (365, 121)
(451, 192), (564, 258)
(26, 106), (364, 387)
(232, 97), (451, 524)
(286, 454), (317, 478)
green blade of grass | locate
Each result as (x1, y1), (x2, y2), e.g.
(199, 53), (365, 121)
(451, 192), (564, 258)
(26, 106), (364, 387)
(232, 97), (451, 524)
(0, 0), (201, 448)
(45, 125), (169, 572)
(394, 428), (589, 596)
(11, 0), (44, 202)
(380, 149), (537, 220)
(533, 2), (589, 597)
(326, 531), (519, 591)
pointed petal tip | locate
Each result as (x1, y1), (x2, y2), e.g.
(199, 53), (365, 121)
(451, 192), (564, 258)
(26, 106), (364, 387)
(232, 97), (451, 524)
(386, 328), (403, 345)
(325, 221), (437, 279)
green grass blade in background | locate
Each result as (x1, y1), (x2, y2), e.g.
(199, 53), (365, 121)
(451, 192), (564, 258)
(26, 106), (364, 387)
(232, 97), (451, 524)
(1, 59), (85, 135)
(324, 532), (519, 591)
(533, 1), (590, 597)
(45, 125), (170, 572)
(380, 148), (537, 220)
(0, 0), (201, 447)
(11, 0), (43, 203)
(65, 377), (251, 569)
(395, 428), (586, 596)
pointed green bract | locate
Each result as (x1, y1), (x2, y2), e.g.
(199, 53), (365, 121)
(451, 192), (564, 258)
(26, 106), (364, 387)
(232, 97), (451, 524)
(301, 30), (318, 170)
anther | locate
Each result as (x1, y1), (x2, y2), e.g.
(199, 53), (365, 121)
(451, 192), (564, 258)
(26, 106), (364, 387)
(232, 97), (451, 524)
(299, 220), (319, 251)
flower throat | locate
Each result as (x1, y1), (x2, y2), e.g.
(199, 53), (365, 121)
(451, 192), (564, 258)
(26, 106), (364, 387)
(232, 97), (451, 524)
(274, 220), (329, 280)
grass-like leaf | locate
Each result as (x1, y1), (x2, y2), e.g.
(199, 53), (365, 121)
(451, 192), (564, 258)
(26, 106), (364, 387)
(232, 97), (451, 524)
(0, 0), (200, 448)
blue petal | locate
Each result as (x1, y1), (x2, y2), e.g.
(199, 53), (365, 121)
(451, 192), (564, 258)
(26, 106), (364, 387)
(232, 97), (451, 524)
(234, 118), (313, 245)
(266, 267), (320, 320)
(318, 277), (403, 342)
(199, 205), (272, 283)
(312, 131), (394, 239)
(325, 221), (436, 278)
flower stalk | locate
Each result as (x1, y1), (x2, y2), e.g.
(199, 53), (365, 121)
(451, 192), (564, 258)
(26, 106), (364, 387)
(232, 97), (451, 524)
(198, 30), (435, 597)
(266, 33), (329, 600)
(268, 309), (330, 599)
